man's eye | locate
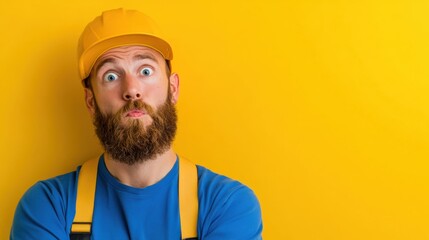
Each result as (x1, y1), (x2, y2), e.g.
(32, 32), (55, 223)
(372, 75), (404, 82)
(104, 73), (118, 82)
(140, 67), (153, 76)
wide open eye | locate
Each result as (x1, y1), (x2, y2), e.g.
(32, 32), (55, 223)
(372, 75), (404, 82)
(140, 67), (153, 76)
(103, 72), (119, 82)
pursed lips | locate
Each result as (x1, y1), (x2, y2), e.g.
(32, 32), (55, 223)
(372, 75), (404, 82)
(125, 109), (146, 117)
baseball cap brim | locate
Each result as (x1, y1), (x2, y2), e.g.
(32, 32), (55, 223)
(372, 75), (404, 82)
(79, 34), (173, 80)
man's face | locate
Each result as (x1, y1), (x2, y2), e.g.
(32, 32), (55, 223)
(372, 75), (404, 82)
(85, 45), (180, 164)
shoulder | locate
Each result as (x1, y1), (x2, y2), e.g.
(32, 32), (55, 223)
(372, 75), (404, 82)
(24, 170), (78, 210)
(197, 165), (257, 204)
(18, 171), (78, 212)
(11, 171), (78, 239)
(196, 165), (263, 239)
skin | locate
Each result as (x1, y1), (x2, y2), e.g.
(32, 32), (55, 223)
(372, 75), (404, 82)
(84, 45), (180, 188)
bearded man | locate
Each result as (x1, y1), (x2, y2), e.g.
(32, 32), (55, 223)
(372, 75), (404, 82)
(11, 8), (262, 240)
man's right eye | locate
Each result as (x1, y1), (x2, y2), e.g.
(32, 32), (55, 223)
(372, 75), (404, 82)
(104, 73), (119, 82)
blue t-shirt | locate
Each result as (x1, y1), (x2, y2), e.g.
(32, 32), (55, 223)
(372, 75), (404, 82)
(11, 156), (262, 239)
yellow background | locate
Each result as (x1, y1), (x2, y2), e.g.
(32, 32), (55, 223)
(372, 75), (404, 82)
(1, 0), (429, 239)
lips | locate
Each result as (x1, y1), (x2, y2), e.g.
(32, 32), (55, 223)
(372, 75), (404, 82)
(125, 109), (146, 118)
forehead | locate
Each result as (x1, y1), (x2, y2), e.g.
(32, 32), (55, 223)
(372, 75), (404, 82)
(94, 45), (165, 69)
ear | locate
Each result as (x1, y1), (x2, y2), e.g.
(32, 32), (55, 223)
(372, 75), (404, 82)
(84, 88), (96, 115)
(169, 73), (180, 104)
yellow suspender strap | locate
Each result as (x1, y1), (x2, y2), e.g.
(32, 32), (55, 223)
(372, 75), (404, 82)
(71, 157), (98, 234)
(71, 156), (199, 239)
(179, 157), (199, 239)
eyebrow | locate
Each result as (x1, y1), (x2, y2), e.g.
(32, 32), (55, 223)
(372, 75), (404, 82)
(93, 53), (159, 76)
(94, 58), (117, 76)
(133, 53), (158, 63)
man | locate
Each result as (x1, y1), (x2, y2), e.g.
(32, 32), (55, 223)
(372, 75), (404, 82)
(11, 8), (262, 240)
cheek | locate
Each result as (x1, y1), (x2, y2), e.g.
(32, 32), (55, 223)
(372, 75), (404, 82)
(94, 90), (121, 113)
(148, 85), (169, 105)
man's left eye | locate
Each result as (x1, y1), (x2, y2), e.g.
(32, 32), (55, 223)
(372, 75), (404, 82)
(140, 67), (153, 76)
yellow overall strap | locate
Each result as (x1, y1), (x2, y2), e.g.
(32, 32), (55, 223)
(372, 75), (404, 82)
(71, 157), (98, 234)
(179, 157), (199, 239)
(71, 156), (199, 239)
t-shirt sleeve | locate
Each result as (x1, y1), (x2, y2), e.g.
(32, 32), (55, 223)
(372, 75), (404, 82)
(10, 181), (71, 240)
(202, 185), (263, 240)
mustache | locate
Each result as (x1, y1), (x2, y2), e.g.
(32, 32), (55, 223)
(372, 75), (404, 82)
(117, 100), (156, 117)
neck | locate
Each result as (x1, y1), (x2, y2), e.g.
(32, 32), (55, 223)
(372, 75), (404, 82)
(104, 148), (177, 188)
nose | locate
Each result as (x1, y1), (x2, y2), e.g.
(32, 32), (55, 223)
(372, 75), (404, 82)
(122, 75), (142, 101)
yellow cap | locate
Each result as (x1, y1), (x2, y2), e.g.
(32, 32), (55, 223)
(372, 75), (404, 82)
(77, 8), (173, 80)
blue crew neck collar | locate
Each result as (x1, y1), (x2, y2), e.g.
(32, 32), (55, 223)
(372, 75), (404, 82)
(97, 154), (179, 195)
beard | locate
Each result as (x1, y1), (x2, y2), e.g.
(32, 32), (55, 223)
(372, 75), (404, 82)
(93, 94), (177, 165)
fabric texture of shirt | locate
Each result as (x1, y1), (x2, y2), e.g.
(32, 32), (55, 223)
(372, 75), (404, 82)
(11, 155), (262, 240)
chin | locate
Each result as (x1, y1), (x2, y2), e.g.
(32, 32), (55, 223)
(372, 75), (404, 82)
(121, 116), (152, 127)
